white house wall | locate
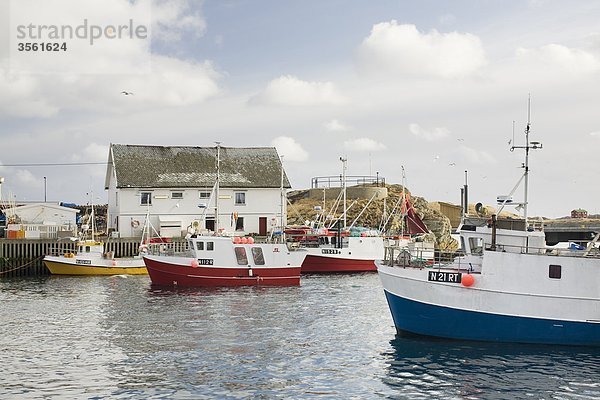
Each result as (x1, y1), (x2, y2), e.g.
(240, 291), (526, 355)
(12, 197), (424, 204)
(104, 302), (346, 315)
(3, 204), (77, 226)
(108, 186), (287, 238)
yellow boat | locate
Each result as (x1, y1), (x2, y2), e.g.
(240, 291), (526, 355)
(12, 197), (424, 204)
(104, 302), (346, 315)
(44, 240), (147, 275)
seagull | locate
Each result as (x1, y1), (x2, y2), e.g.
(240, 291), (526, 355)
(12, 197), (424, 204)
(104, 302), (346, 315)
(433, 155), (440, 162)
(457, 138), (464, 142)
(121, 91), (134, 96)
(448, 162), (456, 166)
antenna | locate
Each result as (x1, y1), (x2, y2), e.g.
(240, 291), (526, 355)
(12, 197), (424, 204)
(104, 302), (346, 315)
(214, 142), (221, 234)
(340, 156), (347, 229)
(508, 94), (542, 226)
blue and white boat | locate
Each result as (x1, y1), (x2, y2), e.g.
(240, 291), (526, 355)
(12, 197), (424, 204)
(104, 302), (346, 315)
(377, 114), (600, 346)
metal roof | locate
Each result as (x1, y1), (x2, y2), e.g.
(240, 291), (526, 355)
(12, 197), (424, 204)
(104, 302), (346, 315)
(107, 144), (291, 189)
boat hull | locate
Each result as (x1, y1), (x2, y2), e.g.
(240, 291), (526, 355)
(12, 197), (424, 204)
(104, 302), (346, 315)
(384, 290), (600, 346)
(301, 254), (377, 273)
(44, 259), (147, 275)
(144, 256), (301, 287)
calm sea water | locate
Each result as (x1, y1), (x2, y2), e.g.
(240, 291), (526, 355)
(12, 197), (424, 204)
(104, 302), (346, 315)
(1, 273), (599, 399)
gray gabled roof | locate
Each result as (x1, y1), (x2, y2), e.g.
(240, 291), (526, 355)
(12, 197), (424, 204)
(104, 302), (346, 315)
(106, 144), (291, 189)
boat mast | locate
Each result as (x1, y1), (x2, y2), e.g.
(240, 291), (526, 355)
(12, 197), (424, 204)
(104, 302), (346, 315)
(401, 166), (406, 237)
(215, 142), (221, 234)
(280, 155), (285, 235)
(340, 156), (347, 229)
(510, 95), (542, 227)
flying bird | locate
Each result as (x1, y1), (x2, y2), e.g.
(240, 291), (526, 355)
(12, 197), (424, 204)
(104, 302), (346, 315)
(121, 91), (134, 96)
(457, 138), (464, 142)
(448, 162), (456, 166)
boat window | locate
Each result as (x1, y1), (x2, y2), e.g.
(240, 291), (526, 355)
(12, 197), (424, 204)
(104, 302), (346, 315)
(469, 237), (483, 255)
(235, 247), (248, 265)
(171, 192), (183, 199)
(85, 246), (90, 253)
(196, 241), (204, 251)
(207, 241), (214, 251)
(251, 247), (265, 265)
(549, 264), (561, 279)
(460, 237), (466, 251)
(199, 191), (211, 199)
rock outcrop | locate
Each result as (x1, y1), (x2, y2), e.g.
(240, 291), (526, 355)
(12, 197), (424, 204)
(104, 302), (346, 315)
(287, 184), (458, 252)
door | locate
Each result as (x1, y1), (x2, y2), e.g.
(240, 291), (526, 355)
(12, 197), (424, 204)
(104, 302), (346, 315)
(259, 217), (267, 236)
(205, 219), (215, 232)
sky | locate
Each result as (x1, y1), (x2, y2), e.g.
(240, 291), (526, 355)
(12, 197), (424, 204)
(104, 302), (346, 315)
(0, 0), (599, 218)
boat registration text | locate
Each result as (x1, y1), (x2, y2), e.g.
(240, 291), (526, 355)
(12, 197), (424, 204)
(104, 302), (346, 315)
(76, 259), (92, 265)
(428, 271), (461, 283)
(322, 249), (341, 255)
(197, 259), (214, 265)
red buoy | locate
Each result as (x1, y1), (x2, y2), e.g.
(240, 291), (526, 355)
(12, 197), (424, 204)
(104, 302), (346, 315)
(191, 259), (199, 268)
(462, 274), (475, 287)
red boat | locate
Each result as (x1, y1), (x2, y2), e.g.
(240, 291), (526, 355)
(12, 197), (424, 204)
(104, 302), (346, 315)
(143, 235), (306, 287)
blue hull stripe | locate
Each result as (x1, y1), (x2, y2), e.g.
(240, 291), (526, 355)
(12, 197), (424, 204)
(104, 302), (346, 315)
(384, 290), (600, 346)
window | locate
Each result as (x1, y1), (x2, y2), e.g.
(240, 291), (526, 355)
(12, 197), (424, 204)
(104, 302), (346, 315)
(207, 241), (214, 251)
(251, 247), (265, 265)
(468, 237), (483, 255)
(235, 217), (244, 231)
(140, 192), (152, 206)
(549, 264), (562, 279)
(235, 192), (246, 205)
(235, 247), (248, 265)
(196, 241), (204, 251)
(199, 191), (211, 199)
(171, 192), (183, 199)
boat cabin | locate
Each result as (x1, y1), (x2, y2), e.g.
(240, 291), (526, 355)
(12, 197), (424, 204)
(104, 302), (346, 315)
(458, 217), (545, 256)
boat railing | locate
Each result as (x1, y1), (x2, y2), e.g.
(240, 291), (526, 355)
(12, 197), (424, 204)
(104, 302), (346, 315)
(484, 241), (600, 258)
(147, 241), (190, 257)
(382, 245), (458, 269)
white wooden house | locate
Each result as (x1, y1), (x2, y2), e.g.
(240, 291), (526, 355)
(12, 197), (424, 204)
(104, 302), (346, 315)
(105, 144), (291, 238)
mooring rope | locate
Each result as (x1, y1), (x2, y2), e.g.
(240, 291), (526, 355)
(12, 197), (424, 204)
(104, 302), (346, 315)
(0, 255), (45, 276)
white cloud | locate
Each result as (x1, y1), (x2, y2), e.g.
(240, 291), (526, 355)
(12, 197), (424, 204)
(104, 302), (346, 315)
(457, 145), (496, 165)
(152, 0), (207, 42)
(14, 169), (39, 187)
(250, 75), (346, 106)
(439, 14), (456, 25)
(356, 21), (486, 79)
(271, 136), (309, 162)
(324, 119), (349, 132)
(72, 143), (109, 163)
(0, 0), (219, 118)
(343, 138), (386, 152)
(515, 44), (600, 75)
(409, 123), (450, 142)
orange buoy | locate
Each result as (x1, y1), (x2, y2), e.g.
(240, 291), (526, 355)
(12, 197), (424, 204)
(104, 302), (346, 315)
(461, 274), (475, 287)
(191, 259), (199, 268)
(241, 237), (248, 244)
(247, 237), (255, 244)
(112, 260), (117, 266)
(233, 237), (241, 244)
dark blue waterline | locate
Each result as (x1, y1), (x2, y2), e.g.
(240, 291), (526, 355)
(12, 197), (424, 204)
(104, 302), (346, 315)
(384, 290), (600, 346)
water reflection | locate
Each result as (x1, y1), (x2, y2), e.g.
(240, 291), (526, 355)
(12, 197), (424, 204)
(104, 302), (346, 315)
(383, 335), (600, 399)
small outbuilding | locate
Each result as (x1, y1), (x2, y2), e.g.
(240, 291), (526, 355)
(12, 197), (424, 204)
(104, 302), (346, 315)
(2, 203), (79, 239)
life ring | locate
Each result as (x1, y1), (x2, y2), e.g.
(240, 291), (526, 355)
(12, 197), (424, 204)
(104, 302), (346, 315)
(131, 220), (140, 228)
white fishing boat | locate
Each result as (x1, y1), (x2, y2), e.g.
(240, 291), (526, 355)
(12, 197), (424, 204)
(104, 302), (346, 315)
(377, 109), (600, 346)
